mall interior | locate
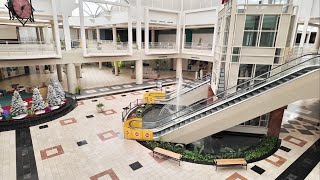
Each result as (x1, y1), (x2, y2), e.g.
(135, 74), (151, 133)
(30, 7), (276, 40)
(0, 0), (319, 179)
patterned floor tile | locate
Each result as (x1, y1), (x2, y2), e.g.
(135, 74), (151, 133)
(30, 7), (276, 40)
(39, 125), (48, 129)
(303, 125), (318, 130)
(288, 120), (300, 125)
(91, 99), (98, 102)
(129, 161), (143, 171)
(283, 135), (308, 147)
(86, 115), (94, 118)
(102, 109), (117, 116)
(40, 145), (64, 160)
(251, 165), (265, 175)
(90, 168), (119, 180)
(279, 146), (291, 152)
(60, 118), (77, 126)
(86, 90), (97, 93)
(104, 95), (116, 100)
(265, 154), (287, 167)
(77, 101), (84, 105)
(147, 81), (156, 84)
(97, 130), (118, 141)
(282, 124), (295, 129)
(77, 140), (88, 146)
(99, 88), (110, 91)
(148, 152), (168, 163)
(131, 92), (141, 95)
(297, 129), (314, 135)
(123, 85), (133, 88)
(226, 172), (247, 180)
(280, 128), (289, 133)
(111, 86), (121, 89)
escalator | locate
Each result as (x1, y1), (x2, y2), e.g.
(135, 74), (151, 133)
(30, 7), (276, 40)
(132, 54), (320, 144)
(153, 75), (211, 106)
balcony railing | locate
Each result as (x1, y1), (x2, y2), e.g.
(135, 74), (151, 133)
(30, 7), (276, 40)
(184, 42), (213, 51)
(142, 42), (176, 50)
(0, 41), (56, 57)
(87, 40), (129, 54)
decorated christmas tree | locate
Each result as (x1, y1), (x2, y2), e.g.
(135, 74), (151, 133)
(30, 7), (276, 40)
(49, 78), (65, 102)
(0, 104), (3, 116)
(31, 88), (46, 112)
(10, 90), (27, 116)
(47, 85), (61, 107)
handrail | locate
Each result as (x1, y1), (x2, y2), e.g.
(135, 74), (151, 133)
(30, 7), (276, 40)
(142, 53), (320, 128)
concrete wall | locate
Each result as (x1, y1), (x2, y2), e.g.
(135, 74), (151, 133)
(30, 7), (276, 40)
(0, 25), (17, 40)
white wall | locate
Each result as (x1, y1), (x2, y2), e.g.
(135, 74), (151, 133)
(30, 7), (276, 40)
(158, 34), (176, 42)
(0, 25), (17, 40)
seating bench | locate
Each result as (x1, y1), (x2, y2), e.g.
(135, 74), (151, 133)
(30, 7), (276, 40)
(153, 147), (182, 166)
(214, 158), (247, 170)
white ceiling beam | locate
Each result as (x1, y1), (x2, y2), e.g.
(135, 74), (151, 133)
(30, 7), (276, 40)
(83, 0), (129, 7)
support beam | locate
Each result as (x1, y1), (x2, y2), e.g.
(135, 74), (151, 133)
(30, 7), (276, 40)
(62, 13), (72, 51)
(96, 28), (100, 41)
(112, 26), (117, 45)
(144, 9), (149, 53)
(51, 0), (62, 56)
(56, 64), (63, 81)
(135, 59), (143, 84)
(128, 6), (133, 54)
(299, 18), (309, 47)
(176, 58), (182, 78)
(314, 27), (320, 50)
(79, 0), (87, 55)
(49, 65), (54, 73)
(99, 62), (102, 70)
(67, 63), (77, 93)
(114, 61), (119, 76)
(136, 0), (142, 50)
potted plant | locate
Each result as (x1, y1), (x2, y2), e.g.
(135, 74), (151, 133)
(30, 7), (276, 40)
(97, 42), (102, 50)
(96, 102), (104, 113)
(75, 86), (82, 95)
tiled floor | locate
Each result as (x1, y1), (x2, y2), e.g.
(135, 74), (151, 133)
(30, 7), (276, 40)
(0, 63), (195, 92)
(0, 85), (319, 179)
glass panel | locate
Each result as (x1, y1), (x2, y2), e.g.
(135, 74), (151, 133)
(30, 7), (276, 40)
(238, 64), (253, 77)
(260, 120), (268, 127)
(262, 16), (278, 30)
(255, 65), (271, 78)
(275, 48), (281, 56)
(260, 32), (275, 47)
(233, 47), (241, 54)
(243, 32), (258, 46)
(274, 57), (281, 64)
(232, 55), (240, 62)
(245, 16), (260, 30)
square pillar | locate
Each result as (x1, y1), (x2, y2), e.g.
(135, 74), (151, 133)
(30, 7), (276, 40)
(267, 106), (287, 138)
(135, 59), (143, 85)
(67, 63), (77, 93)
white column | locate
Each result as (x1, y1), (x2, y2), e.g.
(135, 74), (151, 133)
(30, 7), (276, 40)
(79, 0), (87, 55)
(181, 15), (186, 52)
(43, 26), (50, 44)
(306, 32), (311, 45)
(176, 12), (182, 52)
(212, 10), (219, 54)
(135, 59), (143, 84)
(136, 0), (142, 50)
(75, 65), (82, 78)
(144, 9), (149, 53)
(112, 26), (117, 45)
(99, 62), (102, 70)
(51, 0), (62, 56)
(114, 61), (119, 76)
(96, 28), (100, 41)
(56, 64), (63, 81)
(314, 27), (320, 50)
(151, 29), (155, 43)
(299, 18), (309, 47)
(62, 13), (72, 51)
(128, 7), (133, 54)
(36, 27), (42, 43)
(67, 63), (77, 93)
(176, 58), (182, 78)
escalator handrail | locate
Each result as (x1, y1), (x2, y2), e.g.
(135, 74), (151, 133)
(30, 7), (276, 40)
(148, 53), (320, 127)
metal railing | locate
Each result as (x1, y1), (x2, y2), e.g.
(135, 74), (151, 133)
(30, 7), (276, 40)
(122, 99), (145, 121)
(0, 40), (56, 55)
(135, 53), (319, 130)
(184, 42), (213, 51)
(142, 42), (176, 50)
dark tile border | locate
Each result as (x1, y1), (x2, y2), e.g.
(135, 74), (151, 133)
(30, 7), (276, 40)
(16, 128), (39, 180)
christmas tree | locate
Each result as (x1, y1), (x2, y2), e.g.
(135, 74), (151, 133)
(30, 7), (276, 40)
(49, 78), (65, 102)
(47, 85), (61, 107)
(10, 90), (27, 116)
(31, 88), (46, 112)
(0, 104), (3, 116)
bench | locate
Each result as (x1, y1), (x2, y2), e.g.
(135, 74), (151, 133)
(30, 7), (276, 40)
(153, 147), (182, 166)
(214, 158), (247, 170)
